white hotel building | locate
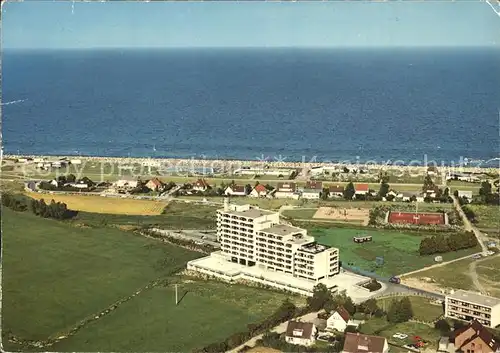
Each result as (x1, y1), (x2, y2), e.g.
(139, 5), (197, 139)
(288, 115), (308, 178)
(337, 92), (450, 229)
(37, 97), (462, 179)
(445, 290), (500, 328)
(186, 199), (379, 297)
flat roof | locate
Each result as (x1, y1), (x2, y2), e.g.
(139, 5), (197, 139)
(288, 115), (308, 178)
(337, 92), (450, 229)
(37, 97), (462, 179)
(220, 208), (275, 219)
(447, 290), (500, 308)
(260, 224), (305, 236)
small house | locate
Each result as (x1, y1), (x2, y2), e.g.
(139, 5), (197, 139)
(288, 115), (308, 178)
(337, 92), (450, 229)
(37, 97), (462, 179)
(114, 176), (139, 189)
(192, 178), (210, 192)
(274, 182), (299, 199)
(326, 306), (351, 332)
(341, 332), (389, 353)
(224, 185), (246, 196)
(457, 190), (473, 202)
(285, 321), (317, 347)
(329, 185), (345, 198)
(354, 183), (369, 196)
(249, 184), (268, 198)
(444, 320), (500, 353)
(146, 178), (164, 192)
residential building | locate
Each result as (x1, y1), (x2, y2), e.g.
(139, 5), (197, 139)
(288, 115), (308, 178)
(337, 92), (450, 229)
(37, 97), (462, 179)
(67, 182), (89, 189)
(192, 178), (210, 192)
(285, 321), (317, 347)
(234, 167), (294, 177)
(442, 320), (500, 353)
(114, 176), (139, 189)
(301, 181), (323, 199)
(445, 290), (500, 328)
(187, 200), (341, 295)
(249, 184), (268, 198)
(342, 332), (389, 353)
(275, 182), (299, 199)
(224, 185), (246, 196)
(70, 159), (82, 165)
(329, 185), (345, 198)
(49, 179), (59, 187)
(146, 178), (164, 191)
(354, 184), (369, 196)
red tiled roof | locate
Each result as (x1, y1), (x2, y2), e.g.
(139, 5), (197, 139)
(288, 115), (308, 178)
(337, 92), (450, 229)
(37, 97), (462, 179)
(343, 332), (386, 353)
(285, 321), (315, 339)
(355, 183), (369, 192)
(329, 185), (345, 193)
(194, 178), (209, 188)
(229, 185), (245, 193)
(254, 184), (267, 192)
(306, 181), (323, 190)
(336, 306), (350, 322)
(147, 178), (163, 187)
(451, 320), (500, 352)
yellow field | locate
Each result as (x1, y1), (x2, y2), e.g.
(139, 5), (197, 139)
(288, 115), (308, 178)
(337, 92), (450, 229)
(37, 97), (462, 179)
(26, 193), (168, 215)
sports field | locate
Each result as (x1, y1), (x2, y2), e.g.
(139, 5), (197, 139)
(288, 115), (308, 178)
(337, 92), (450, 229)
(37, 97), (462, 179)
(26, 192), (168, 215)
(310, 227), (480, 277)
(2, 208), (200, 348)
(52, 281), (305, 352)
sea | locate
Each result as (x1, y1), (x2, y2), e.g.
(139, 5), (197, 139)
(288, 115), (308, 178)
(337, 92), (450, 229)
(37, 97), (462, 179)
(2, 47), (500, 166)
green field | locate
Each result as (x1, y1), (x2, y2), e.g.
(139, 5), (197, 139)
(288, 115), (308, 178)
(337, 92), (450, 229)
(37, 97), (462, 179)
(404, 257), (476, 290)
(475, 255), (500, 298)
(467, 205), (500, 230)
(52, 281), (305, 352)
(282, 208), (319, 219)
(71, 201), (218, 229)
(2, 208), (201, 347)
(309, 227), (481, 277)
(376, 296), (443, 322)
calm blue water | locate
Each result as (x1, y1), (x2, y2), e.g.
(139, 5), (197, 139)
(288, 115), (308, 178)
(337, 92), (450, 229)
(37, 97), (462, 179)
(3, 48), (500, 165)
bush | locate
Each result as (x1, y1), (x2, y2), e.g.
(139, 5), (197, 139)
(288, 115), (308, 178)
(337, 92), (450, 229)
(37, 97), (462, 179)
(419, 231), (478, 255)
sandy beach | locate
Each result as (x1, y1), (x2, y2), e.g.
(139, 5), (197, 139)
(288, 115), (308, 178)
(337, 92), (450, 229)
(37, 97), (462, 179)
(4, 154), (497, 174)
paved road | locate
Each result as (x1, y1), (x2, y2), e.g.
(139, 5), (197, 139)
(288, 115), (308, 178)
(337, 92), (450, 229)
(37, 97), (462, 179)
(227, 311), (320, 353)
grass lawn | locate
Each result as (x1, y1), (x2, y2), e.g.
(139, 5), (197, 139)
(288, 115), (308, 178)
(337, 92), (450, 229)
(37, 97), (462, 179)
(71, 201), (218, 229)
(309, 227), (481, 277)
(404, 257), (476, 291)
(475, 255), (500, 297)
(359, 317), (441, 347)
(2, 208), (201, 344)
(447, 181), (481, 192)
(376, 296), (444, 321)
(467, 205), (500, 230)
(282, 208), (319, 219)
(26, 192), (168, 215)
(51, 280), (305, 352)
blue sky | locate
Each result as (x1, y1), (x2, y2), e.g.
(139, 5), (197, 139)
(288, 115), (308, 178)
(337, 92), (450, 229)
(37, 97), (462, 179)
(2, 1), (499, 49)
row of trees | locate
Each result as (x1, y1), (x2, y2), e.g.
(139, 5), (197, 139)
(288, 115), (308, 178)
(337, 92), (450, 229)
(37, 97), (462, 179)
(476, 181), (500, 205)
(30, 198), (76, 220)
(1, 193), (76, 220)
(419, 231), (478, 255)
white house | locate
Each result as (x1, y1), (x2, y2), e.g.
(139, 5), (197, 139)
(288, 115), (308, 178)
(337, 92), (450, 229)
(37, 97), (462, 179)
(285, 321), (317, 347)
(354, 184), (369, 196)
(274, 182), (299, 199)
(114, 177), (139, 189)
(249, 184), (268, 198)
(70, 159), (82, 165)
(329, 185), (345, 198)
(342, 332), (389, 353)
(326, 307), (363, 332)
(49, 179), (59, 187)
(224, 185), (246, 196)
(192, 178), (210, 192)
(67, 183), (89, 189)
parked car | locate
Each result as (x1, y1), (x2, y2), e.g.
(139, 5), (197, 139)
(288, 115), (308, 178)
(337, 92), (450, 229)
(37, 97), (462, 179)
(389, 276), (401, 284)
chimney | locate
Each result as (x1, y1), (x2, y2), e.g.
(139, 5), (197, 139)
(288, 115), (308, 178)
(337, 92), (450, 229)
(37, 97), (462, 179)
(224, 197), (230, 211)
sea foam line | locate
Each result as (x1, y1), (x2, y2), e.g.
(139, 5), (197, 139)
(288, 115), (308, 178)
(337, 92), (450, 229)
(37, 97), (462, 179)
(1, 99), (26, 106)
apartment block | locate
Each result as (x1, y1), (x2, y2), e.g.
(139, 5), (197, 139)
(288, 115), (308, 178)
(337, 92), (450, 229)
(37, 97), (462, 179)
(445, 290), (500, 328)
(216, 200), (339, 281)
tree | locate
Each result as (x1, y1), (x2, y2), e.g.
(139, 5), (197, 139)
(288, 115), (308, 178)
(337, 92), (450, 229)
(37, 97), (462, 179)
(321, 187), (330, 200)
(66, 173), (77, 183)
(422, 175), (435, 192)
(344, 182), (355, 200)
(387, 298), (413, 323)
(399, 297), (414, 321)
(362, 298), (379, 317)
(479, 181), (492, 196)
(435, 319), (451, 335)
(307, 283), (333, 311)
(378, 182), (390, 198)
(244, 184), (252, 195)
